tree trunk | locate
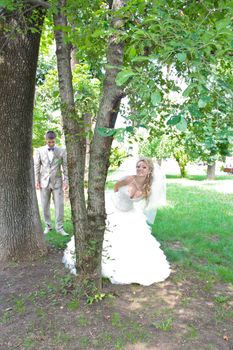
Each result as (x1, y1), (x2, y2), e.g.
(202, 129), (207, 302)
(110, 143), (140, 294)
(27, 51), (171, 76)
(70, 45), (79, 69)
(87, 0), (125, 291)
(0, 7), (47, 262)
(207, 162), (216, 180)
(54, 0), (125, 293)
(54, 0), (89, 289)
(70, 45), (91, 181)
(174, 157), (187, 178)
(84, 112), (92, 181)
(179, 163), (187, 178)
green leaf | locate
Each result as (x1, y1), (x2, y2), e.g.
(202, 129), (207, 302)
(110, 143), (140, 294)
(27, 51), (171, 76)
(151, 91), (162, 106)
(176, 52), (187, 63)
(176, 116), (187, 132)
(167, 115), (181, 126)
(126, 126), (134, 133)
(114, 129), (125, 142)
(0, 0), (16, 10)
(91, 29), (105, 38)
(132, 56), (151, 63)
(128, 46), (137, 58)
(216, 18), (231, 31)
(188, 104), (201, 118)
(182, 84), (196, 97)
(198, 99), (207, 108)
(115, 70), (135, 86)
(198, 96), (210, 108)
(98, 127), (116, 137)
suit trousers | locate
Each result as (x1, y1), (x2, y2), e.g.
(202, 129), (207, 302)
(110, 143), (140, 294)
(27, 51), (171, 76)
(40, 184), (64, 231)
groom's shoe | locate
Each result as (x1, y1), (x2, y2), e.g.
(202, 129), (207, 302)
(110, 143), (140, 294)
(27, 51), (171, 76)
(57, 228), (69, 236)
(44, 226), (52, 235)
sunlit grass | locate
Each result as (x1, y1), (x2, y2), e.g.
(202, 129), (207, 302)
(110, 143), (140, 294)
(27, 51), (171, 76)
(153, 183), (233, 283)
(166, 174), (232, 181)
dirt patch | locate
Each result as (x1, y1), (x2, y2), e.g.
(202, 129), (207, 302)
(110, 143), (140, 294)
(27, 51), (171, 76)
(0, 249), (233, 350)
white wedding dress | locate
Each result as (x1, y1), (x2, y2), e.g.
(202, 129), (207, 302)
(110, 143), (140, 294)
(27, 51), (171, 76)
(63, 185), (171, 286)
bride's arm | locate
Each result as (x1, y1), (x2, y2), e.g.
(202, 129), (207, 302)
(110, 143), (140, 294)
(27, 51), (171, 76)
(114, 176), (134, 192)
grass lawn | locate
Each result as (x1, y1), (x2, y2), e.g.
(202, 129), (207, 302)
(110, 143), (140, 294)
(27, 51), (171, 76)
(153, 182), (233, 283)
(166, 174), (233, 181)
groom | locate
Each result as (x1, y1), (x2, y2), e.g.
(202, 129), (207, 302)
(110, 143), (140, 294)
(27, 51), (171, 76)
(34, 131), (69, 236)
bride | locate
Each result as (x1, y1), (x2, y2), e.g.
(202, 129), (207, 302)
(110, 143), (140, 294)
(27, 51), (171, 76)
(63, 157), (171, 286)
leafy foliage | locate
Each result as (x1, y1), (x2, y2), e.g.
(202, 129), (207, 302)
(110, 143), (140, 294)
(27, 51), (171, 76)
(120, 0), (233, 163)
(109, 146), (128, 170)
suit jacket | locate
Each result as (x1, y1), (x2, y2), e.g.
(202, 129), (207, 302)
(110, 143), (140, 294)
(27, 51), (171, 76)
(34, 145), (68, 189)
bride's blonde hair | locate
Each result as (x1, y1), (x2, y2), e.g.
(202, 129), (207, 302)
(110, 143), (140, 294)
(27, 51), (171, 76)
(136, 157), (154, 199)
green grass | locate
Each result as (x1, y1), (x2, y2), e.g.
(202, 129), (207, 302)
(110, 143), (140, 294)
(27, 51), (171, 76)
(43, 205), (72, 249)
(152, 182), (233, 283)
(152, 317), (173, 331)
(166, 174), (232, 181)
(107, 174), (232, 188)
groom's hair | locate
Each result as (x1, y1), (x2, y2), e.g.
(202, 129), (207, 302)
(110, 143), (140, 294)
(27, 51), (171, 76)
(45, 131), (56, 139)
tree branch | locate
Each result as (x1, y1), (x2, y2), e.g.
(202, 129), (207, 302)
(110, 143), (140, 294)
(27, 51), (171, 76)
(24, 0), (50, 9)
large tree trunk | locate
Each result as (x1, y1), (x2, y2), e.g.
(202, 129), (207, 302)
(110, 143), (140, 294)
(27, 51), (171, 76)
(0, 7), (47, 262)
(207, 162), (216, 180)
(54, 0), (125, 293)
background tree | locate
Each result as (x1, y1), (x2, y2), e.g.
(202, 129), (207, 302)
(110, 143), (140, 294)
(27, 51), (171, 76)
(114, 0), (233, 180)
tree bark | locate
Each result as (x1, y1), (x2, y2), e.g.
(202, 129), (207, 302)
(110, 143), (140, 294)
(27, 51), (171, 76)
(54, 0), (125, 293)
(84, 112), (92, 181)
(179, 163), (187, 178)
(70, 45), (91, 181)
(207, 162), (216, 180)
(87, 0), (125, 290)
(173, 156), (187, 178)
(70, 45), (79, 70)
(53, 0), (89, 288)
(0, 7), (47, 262)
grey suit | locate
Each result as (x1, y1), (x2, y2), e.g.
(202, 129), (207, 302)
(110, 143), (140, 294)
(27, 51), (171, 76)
(34, 145), (68, 231)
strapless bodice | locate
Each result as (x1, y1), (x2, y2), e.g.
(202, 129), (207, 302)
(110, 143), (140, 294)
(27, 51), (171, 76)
(111, 186), (146, 212)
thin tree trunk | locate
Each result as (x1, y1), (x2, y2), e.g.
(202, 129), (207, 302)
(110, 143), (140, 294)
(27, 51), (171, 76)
(71, 45), (79, 69)
(207, 162), (216, 180)
(87, 0), (125, 290)
(174, 157), (186, 178)
(179, 163), (187, 178)
(70, 45), (91, 181)
(53, 0), (89, 287)
(0, 7), (47, 262)
(84, 112), (92, 181)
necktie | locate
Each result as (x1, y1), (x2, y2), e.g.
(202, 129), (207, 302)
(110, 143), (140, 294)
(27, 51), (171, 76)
(48, 148), (55, 151)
